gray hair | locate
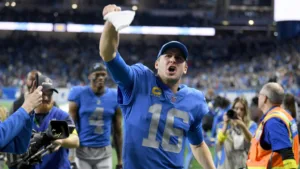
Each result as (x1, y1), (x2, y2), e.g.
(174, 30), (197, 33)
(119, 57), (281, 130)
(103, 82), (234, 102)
(261, 82), (284, 105)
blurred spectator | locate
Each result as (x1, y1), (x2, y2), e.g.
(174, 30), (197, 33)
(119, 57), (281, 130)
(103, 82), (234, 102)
(282, 93), (297, 119)
(0, 106), (8, 122)
(9, 70), (41, 115)
(0, 32), (300, 96)
(249, 96), (263, 124)
(0, 106), (8, 169)
(211, 96), (231, 138)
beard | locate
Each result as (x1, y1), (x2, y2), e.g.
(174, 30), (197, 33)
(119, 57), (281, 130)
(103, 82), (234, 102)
(35, 101), (53, 114)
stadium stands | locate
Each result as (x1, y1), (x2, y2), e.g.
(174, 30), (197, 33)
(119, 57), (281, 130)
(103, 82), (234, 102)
(0, 32), (299, 96)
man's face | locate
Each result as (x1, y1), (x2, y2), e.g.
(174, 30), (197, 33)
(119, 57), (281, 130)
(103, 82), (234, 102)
(89, 71), (107, 88)
(155, 48), (188, 84)
(36, 89), (54, 113)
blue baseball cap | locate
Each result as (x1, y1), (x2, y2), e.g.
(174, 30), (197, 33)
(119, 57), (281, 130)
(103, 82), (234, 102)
(157, 41), (188, 60)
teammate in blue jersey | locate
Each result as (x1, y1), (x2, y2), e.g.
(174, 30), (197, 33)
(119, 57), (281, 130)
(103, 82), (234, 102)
(23, 75), (79, 169)
(0, 85), (42, 153)
(99, 4), (215, 169)
(68, 63), (123, 169)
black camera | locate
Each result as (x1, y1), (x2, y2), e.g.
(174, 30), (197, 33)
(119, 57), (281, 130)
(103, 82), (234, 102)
(226, 109), (239, 119)
(9, 120), (71, 169)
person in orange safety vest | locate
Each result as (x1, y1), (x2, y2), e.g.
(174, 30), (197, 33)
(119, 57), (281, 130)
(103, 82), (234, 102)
(247, 82), (299, 169)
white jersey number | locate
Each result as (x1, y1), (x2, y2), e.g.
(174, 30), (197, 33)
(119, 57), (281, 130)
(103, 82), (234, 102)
(142, 104), (189, 153)
(89, 107), (104, 134)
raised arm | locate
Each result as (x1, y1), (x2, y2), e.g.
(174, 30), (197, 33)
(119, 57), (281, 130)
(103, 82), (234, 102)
(99, 4), (120, 62)
(99, 4), (135, 88)
(0, 86), (43, 152)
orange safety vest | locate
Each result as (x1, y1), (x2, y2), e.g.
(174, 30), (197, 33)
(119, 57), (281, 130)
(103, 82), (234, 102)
(247, 107), (299, 169)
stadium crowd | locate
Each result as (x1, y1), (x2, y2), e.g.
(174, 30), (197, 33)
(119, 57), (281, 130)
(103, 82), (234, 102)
(0, 33), (299, 96)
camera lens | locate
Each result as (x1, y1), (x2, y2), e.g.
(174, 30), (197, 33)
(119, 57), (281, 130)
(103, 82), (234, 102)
(227, 109), (238, 119)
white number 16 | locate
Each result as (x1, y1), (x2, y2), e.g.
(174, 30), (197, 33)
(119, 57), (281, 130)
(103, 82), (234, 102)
(142, 104), (190, 153)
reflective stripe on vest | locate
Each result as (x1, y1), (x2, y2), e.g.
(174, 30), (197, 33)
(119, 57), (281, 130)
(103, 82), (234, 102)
(262, 111), (293, 143)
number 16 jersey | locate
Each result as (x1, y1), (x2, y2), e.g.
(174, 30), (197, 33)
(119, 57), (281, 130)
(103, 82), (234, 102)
(117, 64), (209, 169)
(68, 86), (118, 147)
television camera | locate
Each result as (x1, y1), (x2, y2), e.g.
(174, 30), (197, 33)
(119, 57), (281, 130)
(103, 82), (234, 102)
(9, 120), (74, 169)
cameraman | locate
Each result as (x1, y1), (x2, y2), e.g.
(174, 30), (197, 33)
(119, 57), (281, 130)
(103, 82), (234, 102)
(9, 75), (80, 169)
(215, 97), (257, 169)
(0, 86), (43, 153)
(30, 75), (79, 169)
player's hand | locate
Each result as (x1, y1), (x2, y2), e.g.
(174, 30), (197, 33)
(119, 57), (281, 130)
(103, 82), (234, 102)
(21, 86), (43, 113)
(102, 4), (121, 18)
(115, 164), (123, 169)
(52, 139), (63, 152)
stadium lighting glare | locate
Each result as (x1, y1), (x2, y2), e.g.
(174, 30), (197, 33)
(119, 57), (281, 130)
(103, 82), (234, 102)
(132, 5), (138, 11)
(5, 2), (10, 6)
(222, 20), (229, 26)
(0, 21), (215, 36)
(248, 20), (254, 25)
(72, 4), (78, 9)
(11, 1), (16, 7)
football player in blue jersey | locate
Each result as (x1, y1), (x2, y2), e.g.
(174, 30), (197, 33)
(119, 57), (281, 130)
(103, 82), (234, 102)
(68, 63), (123, 169)
(99, 4), (215, 169)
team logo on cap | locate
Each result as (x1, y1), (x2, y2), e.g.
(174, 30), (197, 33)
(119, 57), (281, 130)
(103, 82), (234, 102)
(42, 78), (53, 86)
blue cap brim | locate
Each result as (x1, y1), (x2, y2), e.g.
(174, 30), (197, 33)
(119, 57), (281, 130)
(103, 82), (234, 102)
(157, 41), (188, 60)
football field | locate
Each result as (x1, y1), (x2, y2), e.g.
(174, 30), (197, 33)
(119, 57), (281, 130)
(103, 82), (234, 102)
(0, 100), (213, 169)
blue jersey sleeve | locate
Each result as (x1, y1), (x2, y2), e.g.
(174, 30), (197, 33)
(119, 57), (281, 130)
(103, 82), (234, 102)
(104, 52), (135, 88)
(0, 108), (33, 153)
(68, 86), (82, 106)
(187, 92), (209, 145)
(1, 113), (33, 154)
(117, 65), (150, 106)
(262, 118), (292, 151)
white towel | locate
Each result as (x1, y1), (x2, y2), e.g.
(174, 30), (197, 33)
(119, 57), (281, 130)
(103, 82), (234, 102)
(104, 10), (136, 32)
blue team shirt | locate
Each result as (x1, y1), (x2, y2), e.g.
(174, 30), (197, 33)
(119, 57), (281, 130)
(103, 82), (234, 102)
(68, 86), (118, 147)
(32, 106), (74, 169)
(260, 107), (294, 151)
(105, 53), (209, 169)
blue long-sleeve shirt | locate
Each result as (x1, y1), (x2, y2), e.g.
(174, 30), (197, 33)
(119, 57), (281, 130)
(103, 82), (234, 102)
(0, 107), (34, 154)
(105, 52), (134, 88)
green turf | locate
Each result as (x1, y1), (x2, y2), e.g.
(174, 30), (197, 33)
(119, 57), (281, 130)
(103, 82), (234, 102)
(0, 100), (13, 110)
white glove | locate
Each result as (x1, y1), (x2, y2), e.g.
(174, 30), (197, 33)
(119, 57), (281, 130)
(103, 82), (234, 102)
(104, 10), (136, 32)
